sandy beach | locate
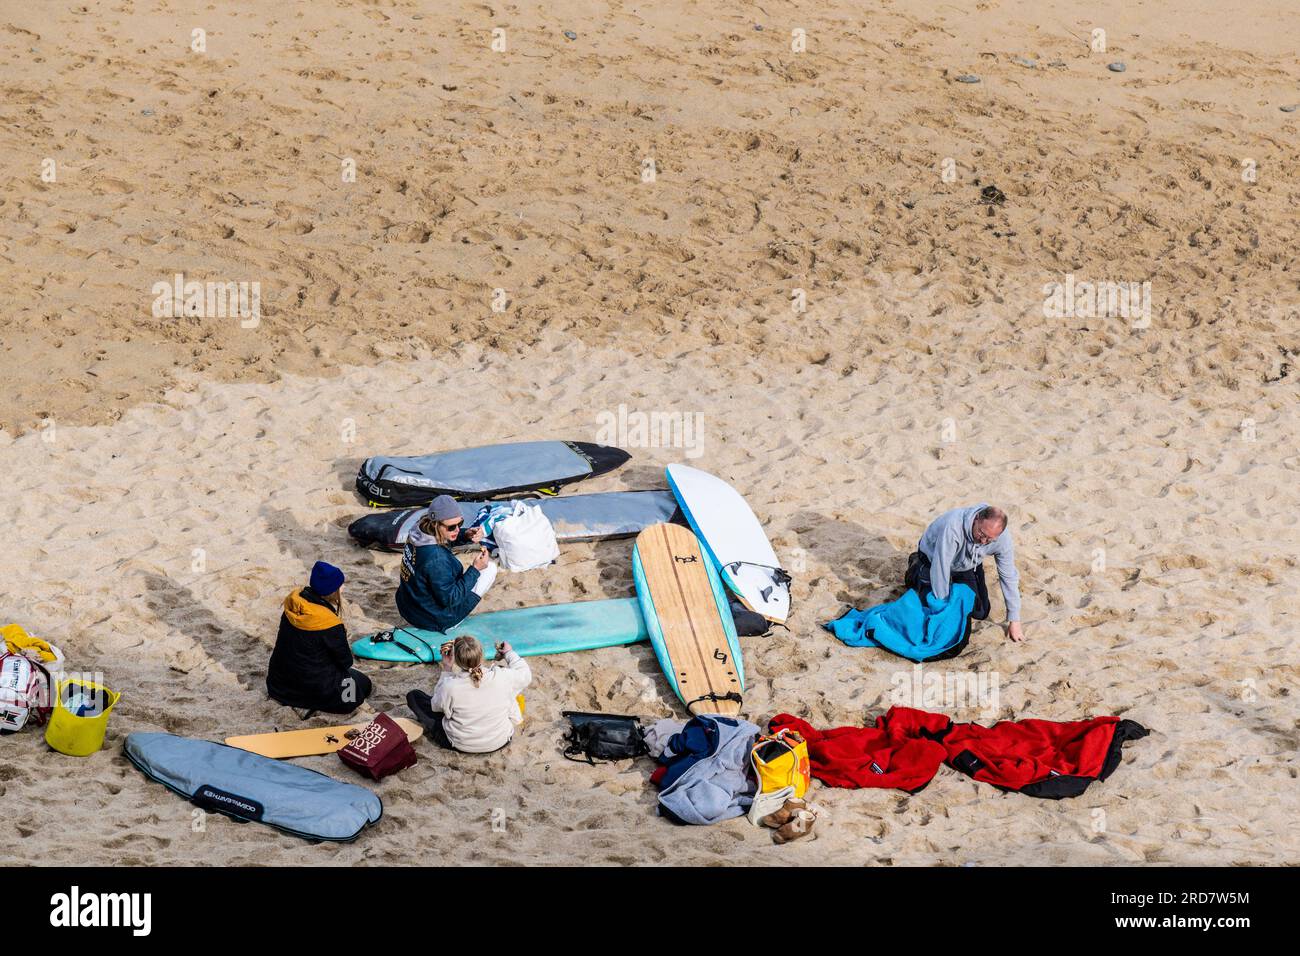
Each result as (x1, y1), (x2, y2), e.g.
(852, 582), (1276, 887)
(1, 0), (1297, 866)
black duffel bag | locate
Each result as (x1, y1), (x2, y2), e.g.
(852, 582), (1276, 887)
(561, 711), (648, 764)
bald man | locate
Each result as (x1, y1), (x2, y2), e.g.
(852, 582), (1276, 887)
(905, 504), (1025, 649)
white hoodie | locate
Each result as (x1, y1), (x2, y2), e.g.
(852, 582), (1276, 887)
(429, 649), (531, 753)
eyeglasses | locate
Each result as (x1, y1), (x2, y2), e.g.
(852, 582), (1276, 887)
(441, 520), (464, 531)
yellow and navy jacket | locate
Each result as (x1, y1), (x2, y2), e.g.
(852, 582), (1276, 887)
(266, 587), (354, 709)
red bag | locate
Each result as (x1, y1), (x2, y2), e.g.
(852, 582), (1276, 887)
(338, 713), (417, 780)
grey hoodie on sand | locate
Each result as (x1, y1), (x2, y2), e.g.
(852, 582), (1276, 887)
(658, 716), (761, 826)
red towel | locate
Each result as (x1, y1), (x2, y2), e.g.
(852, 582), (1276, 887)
(768, 709), (949, 792)
(770, 707), (1147, 799)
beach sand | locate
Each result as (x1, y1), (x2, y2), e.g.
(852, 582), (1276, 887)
(1, 1), (1297, 865)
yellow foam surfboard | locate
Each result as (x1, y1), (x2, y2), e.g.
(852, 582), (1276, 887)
(225, 716), (424, 759)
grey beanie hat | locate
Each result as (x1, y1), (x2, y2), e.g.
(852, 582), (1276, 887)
(427, 494), (462, 521)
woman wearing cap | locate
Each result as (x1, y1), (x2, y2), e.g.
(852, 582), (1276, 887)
(266, 560), (373, 717)
(395, 494), (498, 633)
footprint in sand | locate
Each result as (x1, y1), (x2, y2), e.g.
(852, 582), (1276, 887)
(91, 177), (133, 195)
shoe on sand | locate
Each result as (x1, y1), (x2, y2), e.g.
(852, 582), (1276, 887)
(773, 808), (816, 845)
(760, 797), (807, 829)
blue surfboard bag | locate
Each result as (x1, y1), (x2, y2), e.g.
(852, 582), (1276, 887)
(125, 733), (383, 843)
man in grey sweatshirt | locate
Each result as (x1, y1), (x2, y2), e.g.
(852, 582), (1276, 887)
(905, 504), (1025, 643)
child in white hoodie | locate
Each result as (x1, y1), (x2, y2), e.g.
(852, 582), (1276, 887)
(411, 635), (530, 753)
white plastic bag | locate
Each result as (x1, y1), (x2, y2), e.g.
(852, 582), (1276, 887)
(491, 502), (560, 571)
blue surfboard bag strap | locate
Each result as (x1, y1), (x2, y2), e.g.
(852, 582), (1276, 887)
(823, 583), (976, 662)
(124, 733), (383, 843)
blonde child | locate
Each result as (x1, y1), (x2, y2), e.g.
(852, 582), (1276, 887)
(406, 635), (530, 753)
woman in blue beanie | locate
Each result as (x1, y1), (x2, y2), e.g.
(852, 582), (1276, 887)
(267, 560), (373, 718)
(396, 495), (496, 633)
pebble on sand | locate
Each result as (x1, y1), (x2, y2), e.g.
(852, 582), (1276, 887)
(980, 184), (1007, 206)
(1281, 104), (1299, 112)
(563, 30), (577, 40)
(956, 74), (981, 84)
(1011, 57), (1037, 69)
(1108, 62), (1127, 73)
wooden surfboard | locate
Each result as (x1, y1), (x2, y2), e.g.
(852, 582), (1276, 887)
(632, 523), (745, 716)
(225, 716), (424, 759)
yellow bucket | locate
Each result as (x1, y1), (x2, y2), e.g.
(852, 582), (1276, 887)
(45, 677), (121, 757)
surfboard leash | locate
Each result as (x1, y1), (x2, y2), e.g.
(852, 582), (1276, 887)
(373, 627), (438, 660)
(681, 691), (743, 712)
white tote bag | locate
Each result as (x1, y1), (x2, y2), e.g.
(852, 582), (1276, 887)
(491, 502), (560, 571)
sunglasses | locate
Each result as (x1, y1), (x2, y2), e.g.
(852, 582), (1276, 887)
(441, 520), (464, 531)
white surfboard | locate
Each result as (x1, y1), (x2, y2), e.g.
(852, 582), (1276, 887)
(665, 464), (791, 623)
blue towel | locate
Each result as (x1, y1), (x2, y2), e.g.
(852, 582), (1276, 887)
(824, 584), (975, 662)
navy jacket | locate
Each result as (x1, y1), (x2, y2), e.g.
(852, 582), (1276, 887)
(395, 533), (481, 632)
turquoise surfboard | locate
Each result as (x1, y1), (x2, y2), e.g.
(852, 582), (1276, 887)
(352, 597), (649, 664)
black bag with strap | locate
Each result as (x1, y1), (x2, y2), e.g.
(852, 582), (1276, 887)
(727, 595), (771, 637)
(561, 711), (648, 764)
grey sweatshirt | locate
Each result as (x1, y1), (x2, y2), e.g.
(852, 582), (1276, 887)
(917, 503), (1022, 622)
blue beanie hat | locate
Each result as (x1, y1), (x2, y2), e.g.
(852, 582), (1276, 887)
(310, 561), (345, 596)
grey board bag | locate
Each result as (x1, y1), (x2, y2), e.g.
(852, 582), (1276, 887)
(125, 732), (383, 843)
(348, 490), (681, 551)
(355, 440), (630, 506)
